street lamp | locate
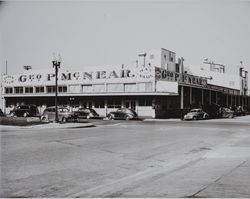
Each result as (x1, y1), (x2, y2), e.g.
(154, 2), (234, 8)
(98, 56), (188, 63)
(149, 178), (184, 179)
(52, 54), (62, 123)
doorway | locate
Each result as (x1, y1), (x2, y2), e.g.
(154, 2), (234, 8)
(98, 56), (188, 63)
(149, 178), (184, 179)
(124, 100), (136, 110)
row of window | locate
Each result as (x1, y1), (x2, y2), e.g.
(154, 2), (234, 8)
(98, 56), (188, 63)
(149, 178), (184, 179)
(69, 82), (153, 93)
(5, 86), (67, 94)
(4, 83), (153, 94)
(79, 99), (152, 109)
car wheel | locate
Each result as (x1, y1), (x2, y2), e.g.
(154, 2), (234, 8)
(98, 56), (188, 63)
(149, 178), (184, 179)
(23, 112), (28, 117)
(193, 116), (197, 120)
(125, 116), (130, 121)
(10, 112), (15, 117)
(108, 115), (113, 120)
(86, 115), (90, 119)
(61, 117), (67, 123)
(41, 116), (47, 121)
(203, 114), (209, 119)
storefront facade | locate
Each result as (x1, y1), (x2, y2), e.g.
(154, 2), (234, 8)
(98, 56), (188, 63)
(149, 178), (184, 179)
(1, 48), (249, 118)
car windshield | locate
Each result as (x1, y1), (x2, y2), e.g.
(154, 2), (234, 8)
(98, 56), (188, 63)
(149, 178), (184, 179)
(18, 105), (30, 109)
(190, 109), (199, 112)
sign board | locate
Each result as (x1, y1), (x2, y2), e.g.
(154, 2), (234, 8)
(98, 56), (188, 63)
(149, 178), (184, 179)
(155, 67), (240, 95)
(2, 65), (154, 86)
(155, 67), (207, 87)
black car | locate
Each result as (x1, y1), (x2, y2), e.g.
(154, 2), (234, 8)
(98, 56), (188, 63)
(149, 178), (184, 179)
(0, 108), (5, 117)
(73, 108), (99, 119)
(10, 105), (39, 117)
(107, 108), (138, 120)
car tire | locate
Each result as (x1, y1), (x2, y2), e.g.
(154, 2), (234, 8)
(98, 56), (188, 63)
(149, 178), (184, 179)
(193, 116), (197, 120)
(10, 112), (15, 117)
(61, 117), (67, 123)
(203, 114), (209, 119)
(86, 115), (90, 119)
(108, 115), (113, 120)
(23, 112), (28, 117)
(125, 116), (130, 121)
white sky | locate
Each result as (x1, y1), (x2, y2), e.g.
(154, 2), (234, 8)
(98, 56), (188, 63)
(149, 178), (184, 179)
(1, 1), (250, 77)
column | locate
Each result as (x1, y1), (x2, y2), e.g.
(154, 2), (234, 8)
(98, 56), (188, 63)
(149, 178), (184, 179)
(180, 86), (184, 109)
(201, 89), (204, 105)
(215, 92), (218, 104)
(209, 90), (211, 104)
(226, 94), (228, 107)
(104, 98), (108, 116)
(190, 87), (192, 107)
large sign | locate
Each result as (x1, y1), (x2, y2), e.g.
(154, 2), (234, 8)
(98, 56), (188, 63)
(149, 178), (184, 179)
(155, 67), (240, 95)
(2, 65), (154, 86)
(155, 67), (207, 87)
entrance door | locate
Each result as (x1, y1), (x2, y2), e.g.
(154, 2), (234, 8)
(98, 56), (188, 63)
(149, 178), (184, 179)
(124, 100), (136, 110)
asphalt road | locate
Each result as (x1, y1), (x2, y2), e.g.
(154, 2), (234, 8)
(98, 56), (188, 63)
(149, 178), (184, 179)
(1, 116), (250, 197)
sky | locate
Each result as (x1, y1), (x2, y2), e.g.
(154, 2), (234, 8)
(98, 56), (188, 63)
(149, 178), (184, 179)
(0, 0), (250, 77)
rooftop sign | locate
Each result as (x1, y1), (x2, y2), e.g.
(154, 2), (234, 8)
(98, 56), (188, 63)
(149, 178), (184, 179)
(155, 67), (208, 87)
(2, 65), (154, 86)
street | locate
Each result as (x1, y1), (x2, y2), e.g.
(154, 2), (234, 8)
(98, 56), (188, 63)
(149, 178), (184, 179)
(1, 117), (250, 197)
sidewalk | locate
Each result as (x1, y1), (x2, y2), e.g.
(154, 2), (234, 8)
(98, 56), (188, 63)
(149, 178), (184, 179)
(144, 115), (250, 123)
(26, 122), (95, 129)
(0, 121), (95, 129)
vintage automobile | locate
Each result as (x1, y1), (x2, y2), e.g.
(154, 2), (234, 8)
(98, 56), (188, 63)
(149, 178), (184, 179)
(107, 108), (138, 120)
(183, 108), (209, 120)
(221, 107), (234, 118)
(234, 106), (246, 116)
(10, 105), (39, 117)
(41, 106), (77, 123)
(73, 108), (99, 119)
(0, 108), (6, 117)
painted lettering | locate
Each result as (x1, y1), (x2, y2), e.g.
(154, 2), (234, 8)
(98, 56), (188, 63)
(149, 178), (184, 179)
(19, 75), (27, 82)
(61, 73), (72, 81)
(96, 71), (106, 79)
(47, 73), (55, 81)
(108, 70), (119, 79)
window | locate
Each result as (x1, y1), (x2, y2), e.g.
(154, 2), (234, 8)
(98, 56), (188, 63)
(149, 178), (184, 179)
(124, 83), (137, 92)
(25, 87), (33, 93)
(5, 87), (13, 94)
(95, 100), (105, 108)
(137, 82), (152, 92)
(47, 86), (56, 93)
(107, 83), (123, 92)
(107, 99), (121, 108)
(82, 85), (92, 93)
(58, 86), (67, 93)
(14, 87), (23, 94)
(163, 54), (167, 60)
(169, 52), (174, 62)
(35, 86), (44, 93)
(139, 99), (152, 106)
(93, 84), (105, 92)
(69, 85), (81, 93)
(176, 64), (180, 73)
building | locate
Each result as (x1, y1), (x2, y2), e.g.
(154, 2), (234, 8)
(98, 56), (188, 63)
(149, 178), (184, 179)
(1, 48), (249, 118)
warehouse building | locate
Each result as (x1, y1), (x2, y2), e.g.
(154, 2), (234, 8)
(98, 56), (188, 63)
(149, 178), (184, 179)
(1, 48), (249, 118)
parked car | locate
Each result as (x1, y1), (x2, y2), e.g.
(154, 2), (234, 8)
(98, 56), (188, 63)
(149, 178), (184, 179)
(73, 108), (99, 119)
(107, 108), (138, 120)
(0, 108), (6, 117)
(41, 106), (77, 122)
(234, 106), (246, 116)
(183, 108), (209, 120)
(10, 105), (39, 117)
(221, 107), (234, 118)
